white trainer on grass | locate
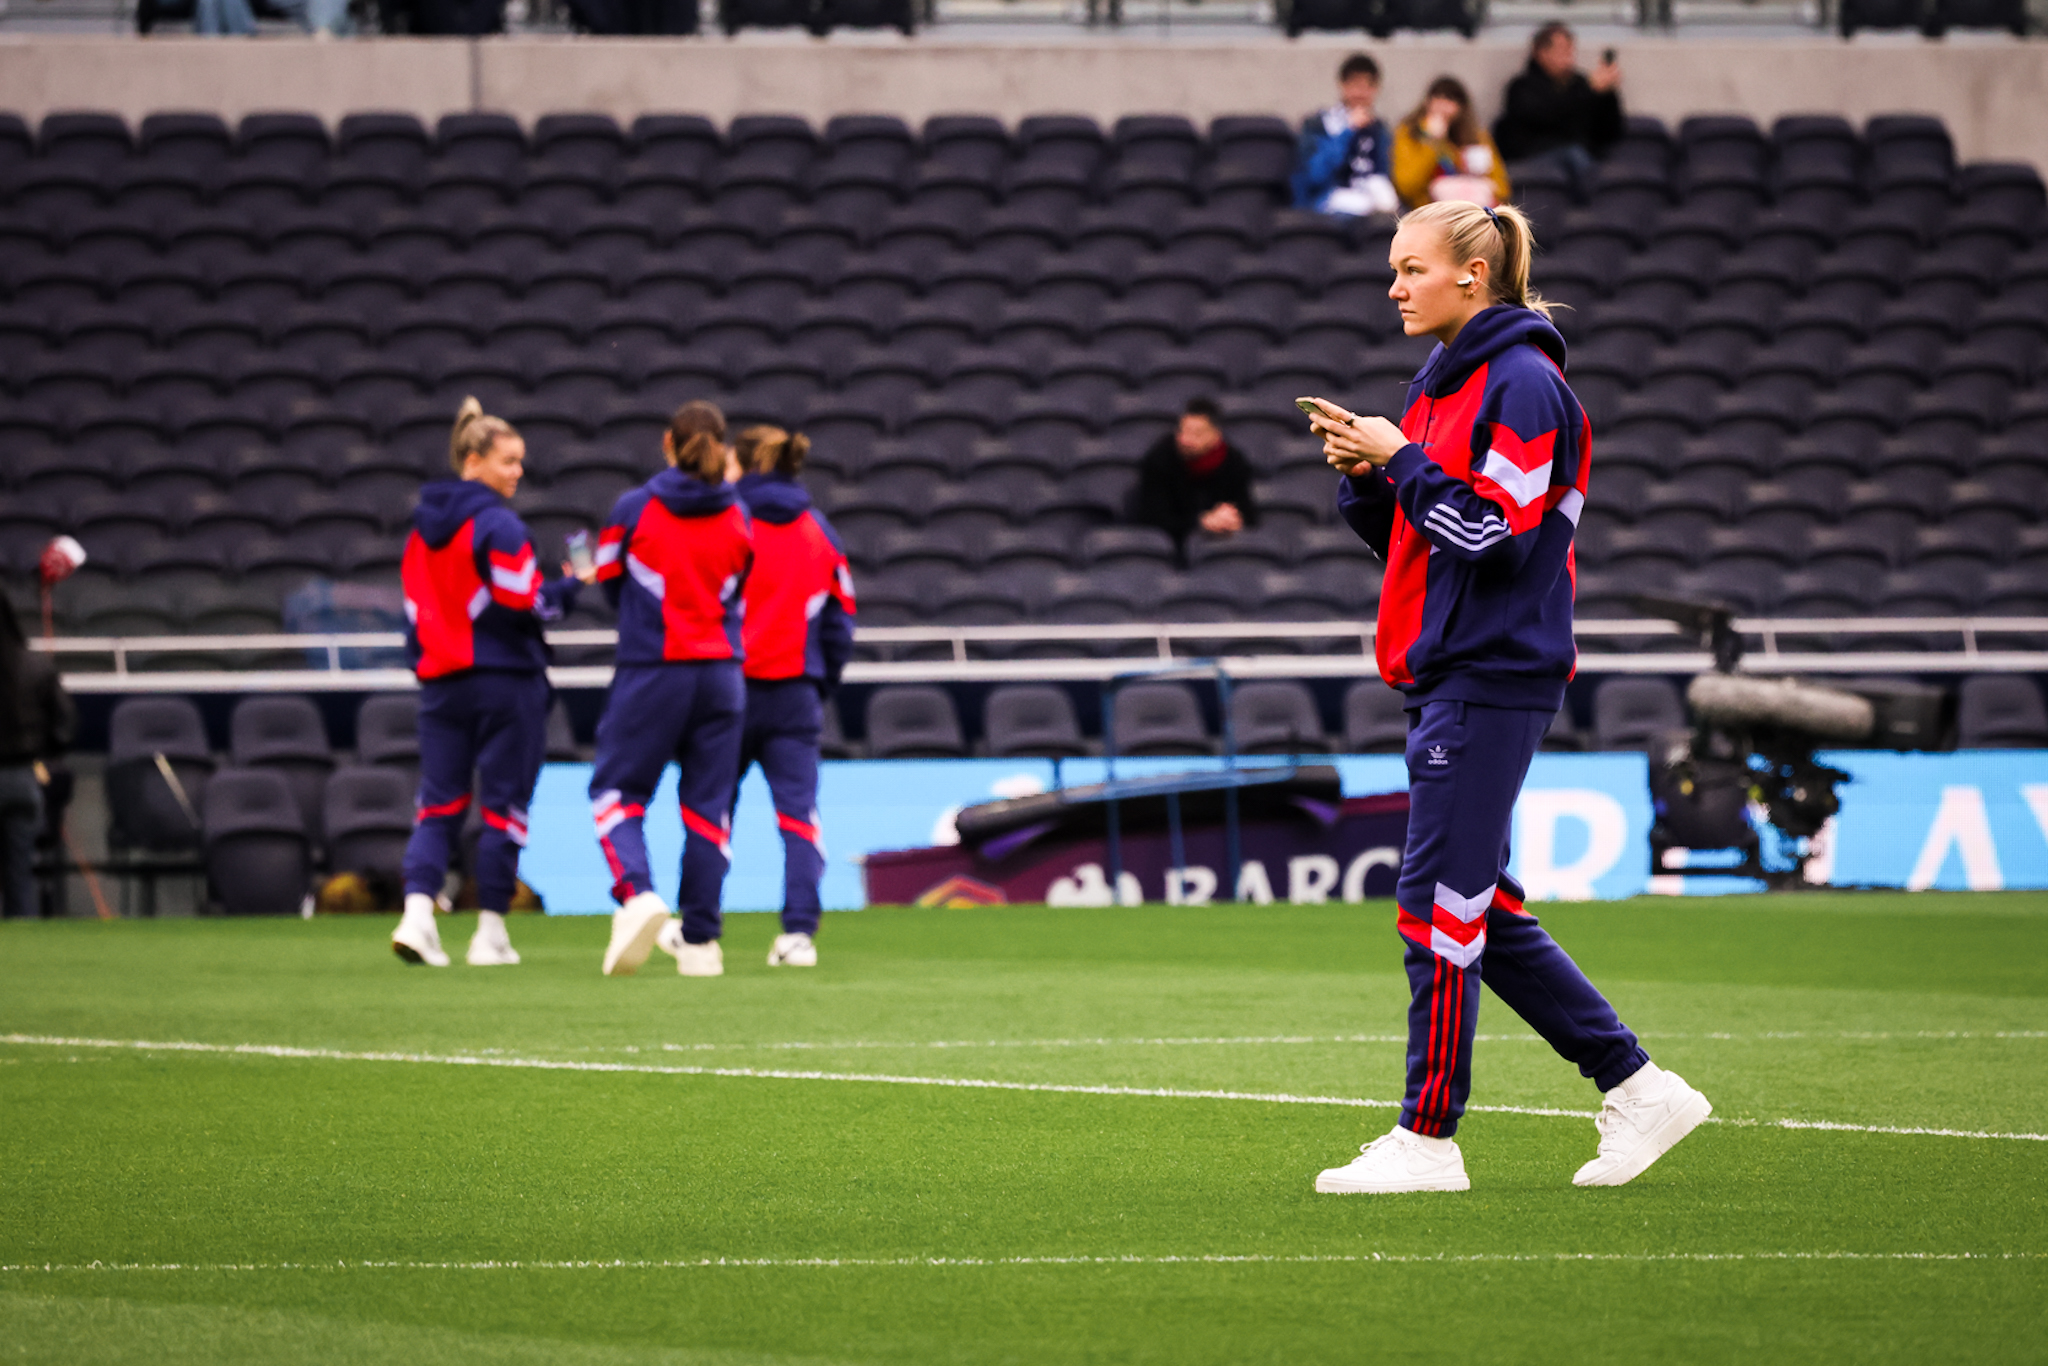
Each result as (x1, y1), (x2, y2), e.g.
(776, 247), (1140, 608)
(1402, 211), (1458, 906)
(657, 919), (724, 976)
(602, 891), (671, 976)
(767, 932), (817, 967)
(466, 910), (520, 967)
(1573, 1061), (1713, 1188)
(392, 893), (449, 967)
(1315, 1126), (1470, 1194)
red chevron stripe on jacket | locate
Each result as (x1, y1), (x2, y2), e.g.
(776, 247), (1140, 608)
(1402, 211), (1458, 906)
(598, 468), (754, 665)
(1335, 305), (1589, 713)
(734, 472), (857, 689)
(403, 478), (570, 680)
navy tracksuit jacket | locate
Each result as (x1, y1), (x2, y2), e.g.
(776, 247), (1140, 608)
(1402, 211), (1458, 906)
(587, 468), (754, 944)
(1337, 306), (1647, 1136)
(399, 479), (578, 913)
(733, 473), (856, 936)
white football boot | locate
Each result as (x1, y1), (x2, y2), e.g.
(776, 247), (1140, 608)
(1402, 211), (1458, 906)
(1315, 1126), (1470, 1194)
(767, 932), (817, 967)
(465, 910), (521, 967)
(392, 893), (449, 967)
(656, 919), (724, 977)
(602, 891), (672, 976)
(1573, 1061), (1713, 1188)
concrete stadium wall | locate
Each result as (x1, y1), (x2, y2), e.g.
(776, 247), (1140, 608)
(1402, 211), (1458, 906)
(1, 34), (2044, 171)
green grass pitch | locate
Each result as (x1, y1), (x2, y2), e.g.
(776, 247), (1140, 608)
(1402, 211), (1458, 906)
(3, 893), (2046, 1365)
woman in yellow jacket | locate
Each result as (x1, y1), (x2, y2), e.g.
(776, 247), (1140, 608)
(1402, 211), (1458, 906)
(1393, 76), (1513, 210)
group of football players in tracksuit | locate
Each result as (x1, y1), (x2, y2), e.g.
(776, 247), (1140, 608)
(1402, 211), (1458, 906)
(390, 396), (854, 977)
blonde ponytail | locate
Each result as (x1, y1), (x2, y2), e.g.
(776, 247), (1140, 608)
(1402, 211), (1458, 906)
(449, 396), (518, 473)
(1400, 199), (1553, 320)
(736, 424), (811, 477)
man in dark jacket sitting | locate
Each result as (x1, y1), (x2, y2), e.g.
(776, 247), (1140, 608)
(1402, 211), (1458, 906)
(1492, 23), (1624, 194)
(1127, 398), (1259, 564)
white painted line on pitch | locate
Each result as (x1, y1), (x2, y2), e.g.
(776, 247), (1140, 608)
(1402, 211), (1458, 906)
(1, 1251), (2039, 1275)
(6, 1034), (2047, 1142)
(632, 1028), (2048, 1055)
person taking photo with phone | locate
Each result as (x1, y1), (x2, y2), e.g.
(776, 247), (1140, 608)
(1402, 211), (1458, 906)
(1299, 200), (1710, 1196)
(394, 398), (581, 969)
(1492, 23), (1624, 195)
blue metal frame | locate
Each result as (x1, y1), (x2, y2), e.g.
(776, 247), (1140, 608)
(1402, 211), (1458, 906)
(1097, 661), (1301, 903)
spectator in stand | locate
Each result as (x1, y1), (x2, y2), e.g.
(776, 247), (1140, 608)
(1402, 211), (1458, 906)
(0, 596), (72, 920)
(194, 0), (351, 35)
(1393, 76), (1513, 210)
(1291, 53), (1399, 219)
(1492, 23), (1624, 195)
(1128, 398), (1259, 563)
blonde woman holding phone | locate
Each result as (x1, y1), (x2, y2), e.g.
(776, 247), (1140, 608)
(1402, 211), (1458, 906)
(1300, 200), (1710, 1195)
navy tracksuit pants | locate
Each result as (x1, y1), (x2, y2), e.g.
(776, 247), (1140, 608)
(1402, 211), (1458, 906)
(402, 670), (550, 914)
(589, 660), (745, 945)
(736, 678), (827, 937)
(1395, 699), (1649, 1138)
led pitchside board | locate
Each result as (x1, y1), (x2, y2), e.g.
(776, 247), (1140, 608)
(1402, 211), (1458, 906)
(517, 750), (2048, 914)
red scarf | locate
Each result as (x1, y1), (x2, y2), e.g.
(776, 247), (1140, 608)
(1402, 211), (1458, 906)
(1181, 440), (1227, 478)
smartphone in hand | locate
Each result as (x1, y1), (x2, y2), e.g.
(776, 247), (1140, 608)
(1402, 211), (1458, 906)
(565, 529), (595, 578)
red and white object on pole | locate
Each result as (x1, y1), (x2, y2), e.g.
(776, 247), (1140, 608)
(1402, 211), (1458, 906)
(36, 535), (85, 639)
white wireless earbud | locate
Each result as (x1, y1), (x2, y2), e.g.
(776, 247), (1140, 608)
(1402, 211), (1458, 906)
(1456, 276), (1474, 286)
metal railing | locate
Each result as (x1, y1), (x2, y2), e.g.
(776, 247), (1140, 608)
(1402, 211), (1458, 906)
(29, 616), (2048, 691)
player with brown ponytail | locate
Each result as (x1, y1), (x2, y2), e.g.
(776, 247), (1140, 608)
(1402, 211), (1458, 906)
(587, 401), (756, 979)
(717, 425), (857, 968)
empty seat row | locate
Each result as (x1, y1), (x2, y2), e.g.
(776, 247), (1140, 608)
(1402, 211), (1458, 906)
(852, 674), (2048, 758)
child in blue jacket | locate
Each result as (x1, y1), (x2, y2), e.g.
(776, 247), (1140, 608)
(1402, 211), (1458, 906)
(1290, 52), (1399, 217)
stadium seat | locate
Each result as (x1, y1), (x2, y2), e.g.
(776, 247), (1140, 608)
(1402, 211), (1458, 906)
(356, 694), (422, 770)
(865, 685), (968, 759)
(322, 765), (415, 892)
(202, 768), (312, 916)
(981, 684), (1089, 758)
(1591, 679), (1688, 751)
(1111, 682), (1213, 757)
(1342, 682), (1408, 754)
(106, 696), (215, 853)
(1954, 676), (2048, 748)
(1231, 681), (1329, 755)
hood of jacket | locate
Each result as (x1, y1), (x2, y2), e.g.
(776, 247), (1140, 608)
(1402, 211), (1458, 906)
(1416, 304), (1568, 400)
(734, 472), (811, 526)
(414, 479), (507, 549)
(648, 467), (739, 519)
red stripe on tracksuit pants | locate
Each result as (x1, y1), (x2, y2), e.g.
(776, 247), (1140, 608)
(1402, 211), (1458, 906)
(1395, 699), (1649, 1139)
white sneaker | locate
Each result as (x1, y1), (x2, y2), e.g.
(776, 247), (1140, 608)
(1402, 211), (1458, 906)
(655, 920), (724, 977)
(1573, 1061), (1713, 1188)
(392, 894), (449, 967)
(767, 932), (817, 967)
(466, 910), (520, 967)
(602, 891), (671, 977)
(1315, 1126), (1470, 1194)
